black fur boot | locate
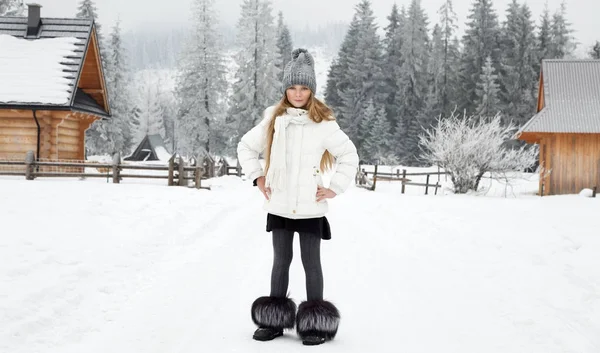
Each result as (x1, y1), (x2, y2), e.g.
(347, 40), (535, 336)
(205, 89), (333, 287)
(251, 296), (296, 341)
(296, 300), (340, 345)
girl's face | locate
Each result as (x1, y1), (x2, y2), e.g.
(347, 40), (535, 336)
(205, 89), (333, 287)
(286, 85), (311, 108)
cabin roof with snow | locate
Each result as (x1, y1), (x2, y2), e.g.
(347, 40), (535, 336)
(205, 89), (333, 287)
(517, 59), (600, 138)
(0, 8), (110, 118)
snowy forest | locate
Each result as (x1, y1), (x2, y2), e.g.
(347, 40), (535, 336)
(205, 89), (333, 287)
(2, 0), (598, 166)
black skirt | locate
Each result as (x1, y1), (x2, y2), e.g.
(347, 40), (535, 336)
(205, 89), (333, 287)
(266, 213), (331, 240)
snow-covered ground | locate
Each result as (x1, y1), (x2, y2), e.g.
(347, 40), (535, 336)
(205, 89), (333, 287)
(1, 168), (599, 353)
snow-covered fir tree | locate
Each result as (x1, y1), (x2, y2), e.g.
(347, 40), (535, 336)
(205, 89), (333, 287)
(426, 25), (445, 122)
(459, 0), (500, 115)
(549, 1), (577, 58)
(536, 3), (552, 73)
(324, 13), (360, 122)
(475, 56), (501, 117)
(498, 1), (538, 128)
(275, 11), (293, 82)
(175, 0), (227, 156)
(361, 100), (392, 164)
(227, 0), (280, 152)
(394, 0), (430, 165)
(135, 73), (166, 143)
(103, 20), (133, 154)
(326, 0), (386, 153)
(0, 0), (25, 16)
(382, 4), (405, 131)
(158, 91), (177, 152)
(590, 41), (600, 59)
(436, 0), (460, 115)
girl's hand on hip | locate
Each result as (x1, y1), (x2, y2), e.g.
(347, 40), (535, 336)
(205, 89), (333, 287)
(316, 185), (336, 202)
(256, 176), (271, 200)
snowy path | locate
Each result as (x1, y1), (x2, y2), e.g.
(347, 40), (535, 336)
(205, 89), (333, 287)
(1, 176), (599, 353)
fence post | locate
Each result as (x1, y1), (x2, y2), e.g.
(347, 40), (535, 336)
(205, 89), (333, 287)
(371, 164), (378, 191)
(178, 156), (186, 186)
(435, 182), (440, 195)
(168, 154), (176, 186)
(25, 150), (35, 180)
(401, 169), (407, 194)
(425, 174), (430, 195)
(112, 152), (121, 184)
(593, 186), (597, 198)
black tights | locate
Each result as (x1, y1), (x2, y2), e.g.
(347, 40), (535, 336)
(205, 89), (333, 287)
(270, 229), (323, 301)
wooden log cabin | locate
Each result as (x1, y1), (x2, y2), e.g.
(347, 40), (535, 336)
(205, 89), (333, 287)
(516, 59), (600, 196)
(0, 4), (110, 165)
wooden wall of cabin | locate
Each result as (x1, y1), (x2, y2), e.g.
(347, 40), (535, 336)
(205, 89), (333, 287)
(0, 109), (40, 161)
(0, 110), (97, 162)
(541, 133), (600, 195)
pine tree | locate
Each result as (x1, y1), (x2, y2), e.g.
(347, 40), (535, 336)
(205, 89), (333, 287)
(459, 0), (500, 115)
(367, 105), (393, 164)
(590, 41), (600, 59)
(549, 1), (577, 58)
(499, 1), (538, 128)
(175, 0), (227, 156)
(427, 24), (444, 122)
(275, 12), (293, 82)
(105, 20), (133, 153)
(358, 99), (376, 162)
(395, 0), (429, 165)
(334, 0), (386, 151)
(437, 0), (460, 116)
(324, 13), (360, 120)
(137, 78), (165, 142)
(537, 3), (552, 66)
(0, 0), (25, 16)
(227, 0), (280, 152)
(382, 4), (405, 131)
(475, 57), (501, 117)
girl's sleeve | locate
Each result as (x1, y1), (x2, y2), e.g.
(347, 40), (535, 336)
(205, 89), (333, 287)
(321, 121), (359, 195)
(236, 107), (274, 183)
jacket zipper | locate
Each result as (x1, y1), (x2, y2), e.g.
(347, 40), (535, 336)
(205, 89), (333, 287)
(295, 125), (304, 212)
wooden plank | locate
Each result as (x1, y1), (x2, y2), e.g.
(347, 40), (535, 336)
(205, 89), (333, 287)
(0, 118), (37, 128)
(51, 135), (80, 145)
(0, 135), (38, 145)
(57, 118), (79, 130)
(56, 127), (80, 137)
(0, 127), (37, 136)
(0, 110), (35, 118)
(0, 152), (27, 160)
(0, 143), (36, 153)
(57, 151), (81, 160)
(57, 143), (80, 153)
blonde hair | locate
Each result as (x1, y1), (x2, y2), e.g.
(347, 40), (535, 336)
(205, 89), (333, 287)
(264, 93), (336, 175)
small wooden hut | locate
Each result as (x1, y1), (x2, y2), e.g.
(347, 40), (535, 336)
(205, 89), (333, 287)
(0, 4), (110, 163)
(516, 59), (600, 196)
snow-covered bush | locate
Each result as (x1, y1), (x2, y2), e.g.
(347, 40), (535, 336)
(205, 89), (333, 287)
(419, 110), (538, 194)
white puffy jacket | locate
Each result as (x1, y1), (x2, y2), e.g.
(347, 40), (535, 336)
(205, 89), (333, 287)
(237, 106), (359, 219)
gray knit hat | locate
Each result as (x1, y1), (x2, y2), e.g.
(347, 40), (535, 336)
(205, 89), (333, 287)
(281, 48), (317, 94)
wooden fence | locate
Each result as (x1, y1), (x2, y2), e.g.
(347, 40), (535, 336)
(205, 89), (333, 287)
(356, 165), (449, 195)
(0, 151), (210, 190)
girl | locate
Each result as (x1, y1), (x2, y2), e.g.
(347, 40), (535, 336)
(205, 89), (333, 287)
(237, 48), (359, 346)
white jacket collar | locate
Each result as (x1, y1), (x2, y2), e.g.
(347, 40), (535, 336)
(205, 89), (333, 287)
(286, 107), (309, 117)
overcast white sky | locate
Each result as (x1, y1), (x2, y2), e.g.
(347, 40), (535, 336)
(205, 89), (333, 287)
(32, 0), (599, 48)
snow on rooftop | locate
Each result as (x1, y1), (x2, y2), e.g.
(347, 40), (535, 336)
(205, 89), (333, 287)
(0, 34), (79, 105)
